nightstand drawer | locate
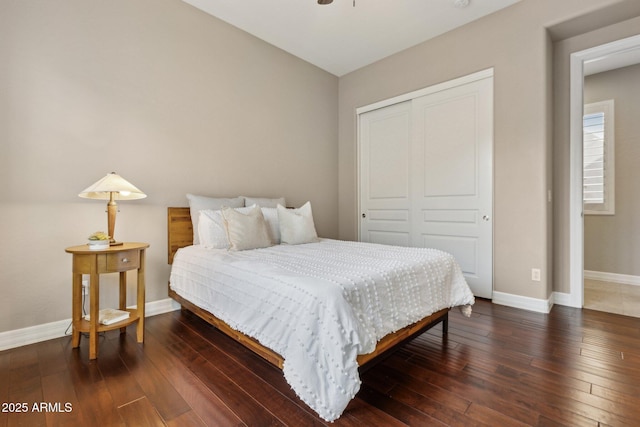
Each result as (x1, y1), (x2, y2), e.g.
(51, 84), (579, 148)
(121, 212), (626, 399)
(104, 250), (140, 272)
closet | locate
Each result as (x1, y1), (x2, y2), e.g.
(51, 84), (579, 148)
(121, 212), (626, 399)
(358, 70), (493, 298)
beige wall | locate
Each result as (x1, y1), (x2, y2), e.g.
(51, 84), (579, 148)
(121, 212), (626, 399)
(3, 0), (640, 336)
(338, 0), (640, 301)
(553, 15), (640, 293)
(0, 0), (338, 332)
(583, 64), (640, 275)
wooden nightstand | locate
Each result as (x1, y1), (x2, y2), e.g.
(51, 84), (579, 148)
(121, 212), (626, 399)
(65, 242), (149, 360)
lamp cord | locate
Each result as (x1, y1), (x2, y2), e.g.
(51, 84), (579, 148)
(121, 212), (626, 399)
(64, 289), (104, 339)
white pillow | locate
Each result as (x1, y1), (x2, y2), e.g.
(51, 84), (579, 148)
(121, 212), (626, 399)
(199, 206), (254, 249)
(187, 194), (244, 244)
(221, 205), (273, 251)
(261, 207), (281, 244)
(277, 202), (318, 245)
(242, 196), (286, 208)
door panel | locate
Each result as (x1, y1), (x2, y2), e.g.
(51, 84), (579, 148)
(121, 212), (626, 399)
(421, 95), (478, 197)
(412, 78), (493, 298)
(422, 234), (478, 277)
(368, 231), (410, 247)
(368, 116), (410, 199)
(359, 101), (412, 246)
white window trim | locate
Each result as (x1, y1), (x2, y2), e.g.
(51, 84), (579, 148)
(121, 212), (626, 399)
(583, 99), (615, 215)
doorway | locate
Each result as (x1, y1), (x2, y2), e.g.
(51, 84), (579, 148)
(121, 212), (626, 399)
(582, 63), (640, 317)
(568, 34), (640, 309)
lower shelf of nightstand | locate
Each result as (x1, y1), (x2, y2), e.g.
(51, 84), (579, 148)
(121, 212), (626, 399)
(73, 308), (140, 333)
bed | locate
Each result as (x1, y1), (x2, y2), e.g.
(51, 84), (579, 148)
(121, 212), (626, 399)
(167, 206), (474, 421)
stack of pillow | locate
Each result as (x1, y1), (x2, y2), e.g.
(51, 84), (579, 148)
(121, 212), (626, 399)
(186, 194), (318, 251)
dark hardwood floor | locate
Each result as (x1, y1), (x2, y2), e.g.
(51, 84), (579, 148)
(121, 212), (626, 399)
(2, 299), (640, 426)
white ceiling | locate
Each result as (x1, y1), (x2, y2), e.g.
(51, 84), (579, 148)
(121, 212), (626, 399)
(182, 0), (522, 76)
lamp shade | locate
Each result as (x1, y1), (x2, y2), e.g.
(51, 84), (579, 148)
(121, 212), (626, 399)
(79, 172), (146, 200)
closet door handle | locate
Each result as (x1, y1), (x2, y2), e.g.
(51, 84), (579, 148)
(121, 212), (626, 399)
(362, 213), (366, 218)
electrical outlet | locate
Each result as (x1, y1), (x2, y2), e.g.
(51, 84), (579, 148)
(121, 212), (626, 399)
(531, 268), (541, 282)
(82, 277), (89, 296)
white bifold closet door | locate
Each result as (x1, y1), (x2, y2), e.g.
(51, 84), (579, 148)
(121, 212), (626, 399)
(359, 75), (493, 298)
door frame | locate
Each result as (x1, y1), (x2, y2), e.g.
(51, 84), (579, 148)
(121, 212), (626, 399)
(568, 34), (640, 308)
(356, 68), (494, 241)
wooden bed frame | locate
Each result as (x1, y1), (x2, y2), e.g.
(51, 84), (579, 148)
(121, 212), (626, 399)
(167, 207), (449, 370)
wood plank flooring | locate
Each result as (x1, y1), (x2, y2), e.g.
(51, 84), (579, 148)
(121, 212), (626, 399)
(2, 299), (640, 426)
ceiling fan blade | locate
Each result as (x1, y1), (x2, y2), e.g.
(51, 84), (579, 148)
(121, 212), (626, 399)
(317, 0), (333, 4)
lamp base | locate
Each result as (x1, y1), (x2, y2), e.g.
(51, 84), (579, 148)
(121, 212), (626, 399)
(110, 241), (124, 246)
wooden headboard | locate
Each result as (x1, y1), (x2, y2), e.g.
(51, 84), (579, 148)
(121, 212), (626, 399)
(167, 207), (193, 264)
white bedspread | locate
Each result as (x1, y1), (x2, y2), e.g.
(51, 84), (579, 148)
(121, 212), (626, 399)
(169, 239), (474, 421)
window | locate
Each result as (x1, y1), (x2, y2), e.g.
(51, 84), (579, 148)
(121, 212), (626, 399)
(583, 99), (614, 215)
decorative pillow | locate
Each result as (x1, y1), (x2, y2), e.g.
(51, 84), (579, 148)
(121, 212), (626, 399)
(199, 206), (255, 249)
(242, 196), (286, 208)
(221, 205), (273, 251)
(261, 207), (281, 244)
(277, 202), (318, 245)
(186, 194), (244, 244)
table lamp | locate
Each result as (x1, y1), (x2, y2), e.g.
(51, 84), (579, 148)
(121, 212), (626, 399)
(79, 172), (146, 245)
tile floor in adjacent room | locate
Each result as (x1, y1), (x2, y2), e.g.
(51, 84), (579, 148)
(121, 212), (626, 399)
(584, 279), (640, 317)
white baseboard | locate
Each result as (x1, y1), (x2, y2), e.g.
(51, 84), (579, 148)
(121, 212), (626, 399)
(551, 291), (579, 308)
(550, 272), (640, 311)
(0, 298), (181, 352)
(143, 297), (181, 317)
(492, 291), (553, 314)
(584, 270), (640, 286)
(0, 318), (72, 353)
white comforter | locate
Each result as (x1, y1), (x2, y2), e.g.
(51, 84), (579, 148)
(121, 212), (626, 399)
(169, 239), (474, 421)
